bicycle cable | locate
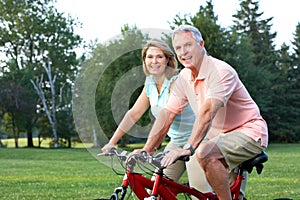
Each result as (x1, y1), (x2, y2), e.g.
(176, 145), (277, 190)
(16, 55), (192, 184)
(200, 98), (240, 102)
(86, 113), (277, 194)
(136, 159), (156, 176)
(110, 155), (126, 176)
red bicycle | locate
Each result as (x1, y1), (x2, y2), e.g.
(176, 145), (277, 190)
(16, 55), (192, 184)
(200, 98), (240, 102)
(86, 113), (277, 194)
(96, 148), (268, 200)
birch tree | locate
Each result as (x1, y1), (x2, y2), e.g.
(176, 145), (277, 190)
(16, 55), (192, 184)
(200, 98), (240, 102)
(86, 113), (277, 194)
(31, 60), (62, 148)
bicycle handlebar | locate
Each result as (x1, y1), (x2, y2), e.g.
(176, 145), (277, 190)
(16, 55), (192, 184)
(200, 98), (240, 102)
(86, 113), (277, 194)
(97, 148), (189, 169)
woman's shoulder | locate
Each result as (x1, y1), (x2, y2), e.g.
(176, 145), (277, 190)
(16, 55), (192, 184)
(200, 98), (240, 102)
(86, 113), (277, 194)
(144, 76), (156, 96)
(145, 75), (155, 85)
(169, 73), (179, 82)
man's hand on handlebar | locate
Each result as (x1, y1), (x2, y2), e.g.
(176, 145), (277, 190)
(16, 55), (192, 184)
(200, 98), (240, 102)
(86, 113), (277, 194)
(125, 148), (148, 164)
(161, 148), (191, 168)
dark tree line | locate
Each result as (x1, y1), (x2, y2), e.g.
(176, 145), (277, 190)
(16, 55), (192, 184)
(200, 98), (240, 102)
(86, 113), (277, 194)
(86, 0), (299, 146)
(0, 0), (299, 148)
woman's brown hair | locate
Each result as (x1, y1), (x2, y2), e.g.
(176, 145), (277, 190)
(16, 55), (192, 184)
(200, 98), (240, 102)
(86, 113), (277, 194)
(141, 39), (178, 79)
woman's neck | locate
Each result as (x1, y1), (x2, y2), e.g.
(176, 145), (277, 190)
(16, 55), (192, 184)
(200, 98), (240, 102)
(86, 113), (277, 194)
(153, 74), (165, 95)
(153, 74), (165, 86)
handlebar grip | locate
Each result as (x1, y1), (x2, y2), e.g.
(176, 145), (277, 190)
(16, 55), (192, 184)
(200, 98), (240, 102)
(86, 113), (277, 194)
(178, 155), (190, 162)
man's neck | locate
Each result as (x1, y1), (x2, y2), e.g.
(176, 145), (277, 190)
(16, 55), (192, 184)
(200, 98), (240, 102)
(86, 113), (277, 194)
(190, 51), (206, 78)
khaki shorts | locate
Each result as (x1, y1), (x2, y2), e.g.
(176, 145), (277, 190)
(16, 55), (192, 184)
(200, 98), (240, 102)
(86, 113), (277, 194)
(164, 141), (212, 193)
(206, 131), (265, 171)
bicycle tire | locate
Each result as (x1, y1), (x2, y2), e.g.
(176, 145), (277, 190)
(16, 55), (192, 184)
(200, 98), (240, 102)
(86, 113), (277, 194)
(94, 193), (118, 200)
(109, 193), (118, 200)
(94, 198), (110, 200)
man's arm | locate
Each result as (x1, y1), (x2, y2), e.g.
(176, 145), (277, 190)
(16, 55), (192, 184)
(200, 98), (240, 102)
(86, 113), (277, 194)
(159, 98), (224, 167)
(188, 98), (224, 152)
(142, 108), (177, 154)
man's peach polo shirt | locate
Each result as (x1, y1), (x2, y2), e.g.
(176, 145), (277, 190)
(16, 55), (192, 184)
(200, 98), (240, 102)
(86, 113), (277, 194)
(166, 54), (268, 147)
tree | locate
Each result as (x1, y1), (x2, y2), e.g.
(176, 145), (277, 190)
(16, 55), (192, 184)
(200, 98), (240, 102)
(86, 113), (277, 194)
(31, 61), (59, 148)
(233, 0), (277, 70)
(73, 25), (152, 148)
(284, 23), (300, 142)
(0, 0), (82, 147)
(96, 25), (150, 146)
(290, 23), (300, 88)
(0, 77), (36, 147)
(232, 0), (281, 139)
(170, 0), (229, 59)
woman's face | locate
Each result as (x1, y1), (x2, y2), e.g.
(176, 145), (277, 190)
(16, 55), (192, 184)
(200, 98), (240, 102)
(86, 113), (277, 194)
(145, 46), (169, 76)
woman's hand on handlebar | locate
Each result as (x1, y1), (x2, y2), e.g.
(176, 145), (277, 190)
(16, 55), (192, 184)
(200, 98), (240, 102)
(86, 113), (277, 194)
(101, 143), (116, 153)
(161, 148), (191, 168)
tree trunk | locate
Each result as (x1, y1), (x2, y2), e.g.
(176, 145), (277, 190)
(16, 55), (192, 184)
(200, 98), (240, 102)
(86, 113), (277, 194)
(14, 137), (19, 148)
(68, 137), (71, 148)
(30, 61), (59, 148)
(92, 125), (98, 147)
(53, 128), (58, 148)
(27, 130), (34, 147)
(38, 134), (41, 148)
(12, 113), (18, 148)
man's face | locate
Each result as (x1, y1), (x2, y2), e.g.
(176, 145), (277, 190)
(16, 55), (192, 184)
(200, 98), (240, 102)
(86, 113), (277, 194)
(173, 32), (203, 71)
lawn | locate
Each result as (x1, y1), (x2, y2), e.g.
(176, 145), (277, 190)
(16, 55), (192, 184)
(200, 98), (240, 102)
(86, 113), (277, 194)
(0, 143), (299, 200)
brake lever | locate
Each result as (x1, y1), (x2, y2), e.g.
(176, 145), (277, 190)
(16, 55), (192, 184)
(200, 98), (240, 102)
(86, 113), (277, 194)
(138, 151), (148, 163)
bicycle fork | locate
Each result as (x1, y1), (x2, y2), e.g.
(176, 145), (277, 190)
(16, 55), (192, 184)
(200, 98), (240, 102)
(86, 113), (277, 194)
(110, 174), (128, 200)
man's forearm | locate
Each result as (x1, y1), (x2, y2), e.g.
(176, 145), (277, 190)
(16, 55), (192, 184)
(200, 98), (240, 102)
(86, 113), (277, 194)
(188, 98), (223, 150)
(143, 109), (176, 153)
(188, 111), (211, 149)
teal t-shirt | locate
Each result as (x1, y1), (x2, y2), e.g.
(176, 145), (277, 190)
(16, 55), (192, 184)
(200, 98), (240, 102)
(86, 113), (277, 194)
(145, 75), (195, 146)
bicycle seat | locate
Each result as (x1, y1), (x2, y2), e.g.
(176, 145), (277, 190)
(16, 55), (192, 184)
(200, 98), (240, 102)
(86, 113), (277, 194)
(240, 151), (268, 174)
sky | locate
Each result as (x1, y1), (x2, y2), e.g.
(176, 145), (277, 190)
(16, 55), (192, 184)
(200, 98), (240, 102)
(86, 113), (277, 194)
(54, 0), (299, 49)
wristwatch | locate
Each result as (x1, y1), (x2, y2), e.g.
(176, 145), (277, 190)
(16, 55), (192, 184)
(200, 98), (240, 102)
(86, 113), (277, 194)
(183, 143), (195, 156)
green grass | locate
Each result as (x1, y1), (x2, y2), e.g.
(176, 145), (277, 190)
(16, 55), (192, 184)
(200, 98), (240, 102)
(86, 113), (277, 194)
(0, 143), (299, 200)
(2, 138), (93, 148)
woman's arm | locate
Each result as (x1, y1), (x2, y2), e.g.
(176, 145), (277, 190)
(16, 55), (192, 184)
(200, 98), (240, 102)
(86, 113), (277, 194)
(102, 87), (150, 152)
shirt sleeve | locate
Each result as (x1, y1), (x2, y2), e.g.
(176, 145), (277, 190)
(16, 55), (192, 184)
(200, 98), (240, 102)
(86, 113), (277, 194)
(166, 73), (189, 114)
(206, 65), (237, 106)
(144, 76), (152, 97)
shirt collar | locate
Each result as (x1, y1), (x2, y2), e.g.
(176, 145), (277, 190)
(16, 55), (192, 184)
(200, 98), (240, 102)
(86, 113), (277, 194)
(197, 54), (210, 80)
(188, 54), (209, 81)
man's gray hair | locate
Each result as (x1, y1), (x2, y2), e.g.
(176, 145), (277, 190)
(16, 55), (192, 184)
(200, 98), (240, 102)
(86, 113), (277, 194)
(172, 24), (203, 43)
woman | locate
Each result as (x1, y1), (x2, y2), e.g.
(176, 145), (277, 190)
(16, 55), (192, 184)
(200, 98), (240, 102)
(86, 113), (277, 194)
(102, 39), (211, 194)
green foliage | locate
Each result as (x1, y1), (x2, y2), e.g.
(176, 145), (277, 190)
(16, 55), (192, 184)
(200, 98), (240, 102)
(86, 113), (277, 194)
(170, 0), (229, 59)
(80, 25), (152, 146)
(1, 0), (299, 146)
(0, 0), (82, 146)
(0, 76), (36, 147)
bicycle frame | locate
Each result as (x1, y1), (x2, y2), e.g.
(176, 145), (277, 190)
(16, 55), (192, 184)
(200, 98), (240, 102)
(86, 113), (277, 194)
(147, 152), (268, 200)
(149, 168), (215, 200)
(116, 166), (212, 200)
(124, 171), (153, 199)
(148, 166), (246, 200)
(97, 149), (268, 200)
